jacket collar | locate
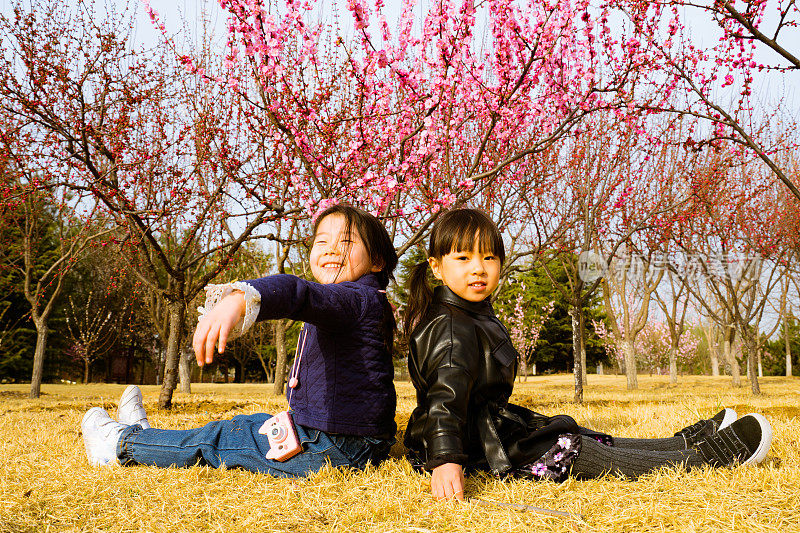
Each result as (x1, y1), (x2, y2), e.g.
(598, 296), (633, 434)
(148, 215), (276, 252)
(434, 285), (495, 316)
(353, 272), (382, 290)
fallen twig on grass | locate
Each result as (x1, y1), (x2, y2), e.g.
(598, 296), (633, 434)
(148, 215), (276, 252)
(472, 497), (585, 520)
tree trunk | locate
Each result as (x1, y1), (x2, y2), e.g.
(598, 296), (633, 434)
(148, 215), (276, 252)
(158, 299), (186, 409)
(620, 339), (638, 390)
(84, 358), (90, 384)
(578, 311), (588, 386)
(710, 345), (720, 376)
(722, 336), (730, 376)
(730, 356), (741, 386)
(723, 335), (742, 387)
(29, 320), (49, 399)
(597, 362), (603, 375)
(255, 348), (270, 382)
(569, 306), (583, 403)
(747, 352), (761, 395)
(273, 320), (289, 396)
(518, 349), (527, 382)
(785, 318), (792, 377)
(178, 349), (191, 393)
(669, 345), (678, 384)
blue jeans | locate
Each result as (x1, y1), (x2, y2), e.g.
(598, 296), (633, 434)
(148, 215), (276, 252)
(117, 412), (394, 478)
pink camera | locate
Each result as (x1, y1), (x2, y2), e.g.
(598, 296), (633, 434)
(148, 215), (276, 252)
(259, 411), (302, 461)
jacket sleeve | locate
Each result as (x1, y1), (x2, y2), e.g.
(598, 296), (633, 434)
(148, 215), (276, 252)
(417, 314), (481, 468)
(242, 274), (367, 330)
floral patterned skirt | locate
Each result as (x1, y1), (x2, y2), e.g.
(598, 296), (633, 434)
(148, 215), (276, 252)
(510, 433), (613, 482)
(408, 433), (614, 483)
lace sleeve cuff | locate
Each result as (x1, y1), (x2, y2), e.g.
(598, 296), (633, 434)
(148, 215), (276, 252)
(198, 281), (262, 340)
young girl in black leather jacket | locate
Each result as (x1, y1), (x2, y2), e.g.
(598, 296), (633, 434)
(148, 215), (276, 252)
(402, 208), (772, 500)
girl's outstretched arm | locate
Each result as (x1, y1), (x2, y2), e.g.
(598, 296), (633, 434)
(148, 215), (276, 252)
(242, 274), (369, 329)
(192, 291), (245, 366)
(431, 462), (465, 501)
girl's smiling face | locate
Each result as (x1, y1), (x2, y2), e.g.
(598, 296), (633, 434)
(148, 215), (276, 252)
(310, 213), (382, 284)
(428, 237), (501, 302)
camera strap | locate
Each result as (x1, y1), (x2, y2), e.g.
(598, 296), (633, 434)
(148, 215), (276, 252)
(287, 325), (308, 407)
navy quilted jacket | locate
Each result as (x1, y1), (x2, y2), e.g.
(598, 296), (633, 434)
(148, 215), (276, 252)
(243, 273), (396, 438)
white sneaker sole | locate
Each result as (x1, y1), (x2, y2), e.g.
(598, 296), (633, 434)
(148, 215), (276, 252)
(741, 413), (772, 465)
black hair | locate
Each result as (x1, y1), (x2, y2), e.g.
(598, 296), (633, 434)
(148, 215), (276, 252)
(402, 208), (504, 340)
(312, 203), (398, 352)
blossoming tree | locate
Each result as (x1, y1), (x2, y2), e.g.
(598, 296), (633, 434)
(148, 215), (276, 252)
(0, 1), (299, 406)
(607, 0), (800, 199)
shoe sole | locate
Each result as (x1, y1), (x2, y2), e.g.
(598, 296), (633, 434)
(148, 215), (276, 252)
(741, 413), (772, 465)
(719, 408), (737, 430)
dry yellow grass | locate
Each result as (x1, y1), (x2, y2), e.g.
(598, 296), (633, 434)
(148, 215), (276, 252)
(1, 375), (799, 532)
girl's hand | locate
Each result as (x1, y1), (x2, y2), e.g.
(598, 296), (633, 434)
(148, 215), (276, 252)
(431, 462), (465, 501)
(192, 291), (246, 366)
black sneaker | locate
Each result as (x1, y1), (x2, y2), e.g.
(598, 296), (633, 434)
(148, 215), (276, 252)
(675, 408), (737, 447)
(693, 413), (772, 467)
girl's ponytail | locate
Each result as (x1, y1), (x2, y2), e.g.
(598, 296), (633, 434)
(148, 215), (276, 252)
(403, 260), (434, 340)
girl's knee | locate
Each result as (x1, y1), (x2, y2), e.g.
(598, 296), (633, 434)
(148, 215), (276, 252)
(230, 412), (272, 425)
(551, 414), (580, 433)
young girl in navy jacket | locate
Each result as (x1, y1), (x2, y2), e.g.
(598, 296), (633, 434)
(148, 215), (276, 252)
(81, 204), (398, 477)
(403, 208), (773, 500)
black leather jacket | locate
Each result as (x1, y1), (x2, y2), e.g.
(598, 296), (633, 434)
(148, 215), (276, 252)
(404, 285), (524, 472)
(404, 286), (610, 474)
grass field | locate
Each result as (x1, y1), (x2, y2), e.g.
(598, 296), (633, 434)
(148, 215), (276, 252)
(1, 375), (799, 532)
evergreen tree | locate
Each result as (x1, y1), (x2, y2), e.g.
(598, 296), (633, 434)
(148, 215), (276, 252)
(494, 261), (608, 374)
(0, 183), (73, 383)
(763, 316), (800, 377)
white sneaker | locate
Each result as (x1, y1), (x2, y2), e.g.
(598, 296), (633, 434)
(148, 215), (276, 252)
(81, 407), (126, 466)
(117, 385), (151, 429)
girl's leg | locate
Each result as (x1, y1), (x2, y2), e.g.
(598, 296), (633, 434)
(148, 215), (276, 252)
(516, 414), (770, 482)
(610, 435), (686, 451)
(572, 413), (771, 479)
(117, 413), (391, 478)
(571, 436), (703, 479)
(608, 408), (737, 451)
(512, 434), (702, 482)
(118, 413), (274, 471)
